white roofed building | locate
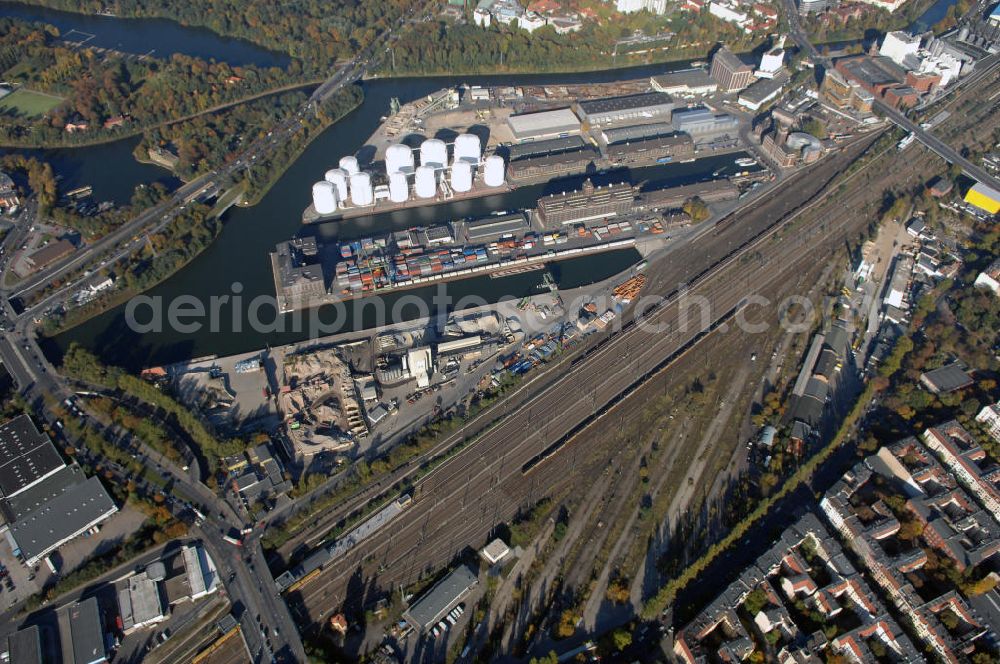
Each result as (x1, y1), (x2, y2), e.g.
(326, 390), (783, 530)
(406, 347), (433, 388)
(880, 31), (921, 66)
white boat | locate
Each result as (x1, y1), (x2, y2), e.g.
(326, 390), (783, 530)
(735, 157), (758, 167)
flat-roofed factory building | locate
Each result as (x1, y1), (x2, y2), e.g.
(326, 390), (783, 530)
(402, 564), (479, 632)
(577, 92), (674, 127)
(537, 178), (635, 226)
(671, 107), (740, 146)
(640, 179), (740, 210)
(605, 132), (694, 165)
(0, 414), (119, 567)
(507, 145), (599, 181)
(463, 212), (529, 242)
(601, 122), (674, 144)
(506, 107), (581, 142)
(57, 597), (107, 664)
(651, 68), (718, 97)
(9, 475), (118, 566)
(0, 414), (64, 500)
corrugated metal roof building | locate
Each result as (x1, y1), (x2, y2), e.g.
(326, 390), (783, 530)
(577, 92), (674, 126)
(402, 565), (479, 631)
(506, 108), (581, 142)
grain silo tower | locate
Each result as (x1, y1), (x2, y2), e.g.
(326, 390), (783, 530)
(419, 139), (448, 170)
(450, 161), (473, 193)
(414, 166), (437, 199)
(385, 144), (415, 175)
(339, 155), (360, 175)
(483, 155), (505, 188)
(349, 172), (373, 206)
(312, 181), (338, 215)
(388, 171), (409, 203)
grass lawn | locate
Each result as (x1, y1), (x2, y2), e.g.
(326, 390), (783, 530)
(0, 88), (64, 117)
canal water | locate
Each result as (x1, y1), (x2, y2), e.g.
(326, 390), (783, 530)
(1, 136), (182, 205)
(0, 7), (779, 367)
(46, 62), (752, 369)
(0, 2), (289, 68)
(908, 0), (959, 33)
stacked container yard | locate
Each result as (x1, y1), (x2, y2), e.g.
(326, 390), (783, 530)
(333, 235), (490, 296)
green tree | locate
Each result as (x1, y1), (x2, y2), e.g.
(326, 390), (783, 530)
(611, 628), (632, 651)
(683, 196), (710, 223)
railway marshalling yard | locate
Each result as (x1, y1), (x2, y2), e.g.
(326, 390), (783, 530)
(272, 64), (1000, 661)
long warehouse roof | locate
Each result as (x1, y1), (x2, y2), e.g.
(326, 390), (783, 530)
(578, 91), (673, 115)
(9, 476), (117, 563)
(507, 108), (580, 135)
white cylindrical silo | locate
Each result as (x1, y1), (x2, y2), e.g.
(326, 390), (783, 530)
(414, 166), (437, 199)
(349, 172), (373, 206)
(388, 171), (409, 203)
(325, 168), (349, 201)
(450, 161), (473, 193)
(453, 133), (481, 165)
(312, 181), (338, 215)
(483, 155), (505, 188)
(385, 144), (414, 175)
(339, 155), (360, 175)
(420, 139), (448, 169)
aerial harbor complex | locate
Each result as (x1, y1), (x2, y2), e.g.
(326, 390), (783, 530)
(275, 73), (769, 312)
(3, 0), (1000, 659)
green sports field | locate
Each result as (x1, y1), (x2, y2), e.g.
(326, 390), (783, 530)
(0, 88), (64, 117)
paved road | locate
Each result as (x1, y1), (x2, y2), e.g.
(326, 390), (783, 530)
(781, 0), (1000, 192)
(874, 92), (1000, 192)
(0, 4), (437, 660)
(283, 133), (885, 630)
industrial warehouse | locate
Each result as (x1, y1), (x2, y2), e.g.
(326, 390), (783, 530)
(276, 74), (779, 312)
(301, 79), (747, 224)
(0, 415), (118, 568)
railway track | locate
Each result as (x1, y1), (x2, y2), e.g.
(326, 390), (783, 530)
(286, 130), (899, 624)
(272, 131), (884, 562)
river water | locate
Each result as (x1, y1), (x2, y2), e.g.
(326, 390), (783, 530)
(49, 64), (742, 369)
(1, 137), (182, 204)
(0, 2), (288, 68)
(12, 2), (952, 368)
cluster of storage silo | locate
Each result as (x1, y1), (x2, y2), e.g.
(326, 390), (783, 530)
(311, 132), (507, 214)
